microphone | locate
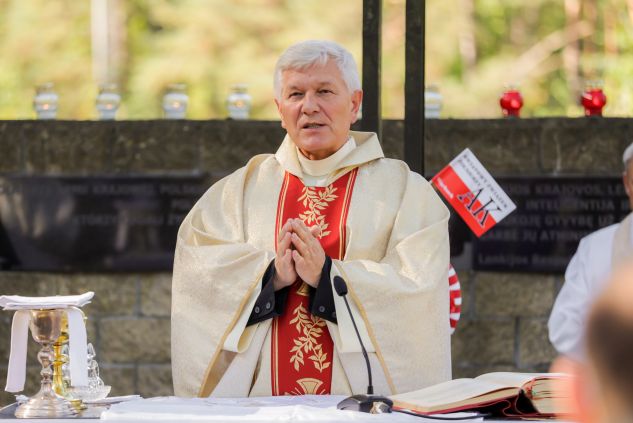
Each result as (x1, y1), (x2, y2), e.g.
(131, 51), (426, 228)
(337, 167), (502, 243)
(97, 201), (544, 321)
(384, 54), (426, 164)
(333, 276), (393, 414)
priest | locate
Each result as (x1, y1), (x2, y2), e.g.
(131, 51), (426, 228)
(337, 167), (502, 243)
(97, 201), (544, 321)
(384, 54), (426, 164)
(549, 141), (633, 360)
(171, 40), (451, 398)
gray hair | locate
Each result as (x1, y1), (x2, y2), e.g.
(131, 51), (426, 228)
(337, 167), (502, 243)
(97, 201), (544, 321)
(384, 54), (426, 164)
(273, 40), (361, 100)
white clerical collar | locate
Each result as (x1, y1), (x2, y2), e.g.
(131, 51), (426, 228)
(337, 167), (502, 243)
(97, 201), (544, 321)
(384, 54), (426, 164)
(297, 137), (356, 178)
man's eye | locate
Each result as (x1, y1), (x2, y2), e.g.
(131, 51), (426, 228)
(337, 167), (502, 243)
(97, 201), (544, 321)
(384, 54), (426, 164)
(319, 89), (332, 94)
(288, 92), (302, 98)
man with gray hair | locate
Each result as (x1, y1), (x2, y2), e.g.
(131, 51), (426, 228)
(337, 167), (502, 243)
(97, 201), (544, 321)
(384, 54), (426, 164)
(549, 142), (633, 360)
(171, 40), (450, 398)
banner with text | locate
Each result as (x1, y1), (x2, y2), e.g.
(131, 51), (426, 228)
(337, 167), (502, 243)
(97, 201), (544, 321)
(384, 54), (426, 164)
(432, 149), (516, 237)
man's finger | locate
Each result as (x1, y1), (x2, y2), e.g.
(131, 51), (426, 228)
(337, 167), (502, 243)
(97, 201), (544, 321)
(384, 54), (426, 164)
(277, 231), (292, 253)
(292, 249), (305, 267)
(291, 232), (309, 256)
(291, 219), (315, 242)
(278, 220), (293, 241)
(281, 249), (294, 266)
(309, 225), (321, 238)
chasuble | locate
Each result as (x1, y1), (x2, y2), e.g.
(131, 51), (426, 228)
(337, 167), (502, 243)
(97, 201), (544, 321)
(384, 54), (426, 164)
(171, 131), (451, 398)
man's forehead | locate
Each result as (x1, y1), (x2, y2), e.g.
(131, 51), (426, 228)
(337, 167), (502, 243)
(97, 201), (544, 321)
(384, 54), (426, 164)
(280, 63), (344, 88)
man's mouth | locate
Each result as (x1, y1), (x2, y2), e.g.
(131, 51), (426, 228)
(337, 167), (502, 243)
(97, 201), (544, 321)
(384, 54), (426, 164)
(302, 123), (325, 129)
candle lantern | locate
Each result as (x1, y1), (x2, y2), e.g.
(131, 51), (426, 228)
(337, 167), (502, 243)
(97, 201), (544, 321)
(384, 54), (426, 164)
(226, 84), (252, 120)
(162, 84), (188, 119)
(424, 84), (442, 119)
(499, 86), (523, 118)
(95, 83), (121, 120)
(581, 81), (607, 117)
(33, 83), (59, 120)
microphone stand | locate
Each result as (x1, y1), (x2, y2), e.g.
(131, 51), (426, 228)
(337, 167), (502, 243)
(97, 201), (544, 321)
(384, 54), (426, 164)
(333, 277), (489, 420)
(333, 276), (393, 414)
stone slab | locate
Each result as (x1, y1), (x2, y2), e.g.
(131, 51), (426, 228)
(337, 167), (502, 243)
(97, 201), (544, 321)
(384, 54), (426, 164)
(41, 123), (112, 173)
(539, 118), (633, 174)
(474, 272), (556, 317)
(425, 119), (541, 175)
(140, 274), (171, 317)
(111, 121), (200, 173)
(451, 364), (517, 379)
(451, 319), (515, 364)
(0, 122), (21, 172)
(200, 120), (285, 174)
(518, 318), (557, 366)
(137, 365), (173, 397)
(100, 365), (136, 397)
(99, 318), (170, 364)
(55, 274), (138, 316)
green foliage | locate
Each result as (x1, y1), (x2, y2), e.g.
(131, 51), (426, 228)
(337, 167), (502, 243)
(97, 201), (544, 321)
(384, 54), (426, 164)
(1, 0), (633, 119)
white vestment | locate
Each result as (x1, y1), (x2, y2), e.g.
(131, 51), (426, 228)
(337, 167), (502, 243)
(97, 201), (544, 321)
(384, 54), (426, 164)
(171, 131), (451, 397)
(548, 212), (633, 359)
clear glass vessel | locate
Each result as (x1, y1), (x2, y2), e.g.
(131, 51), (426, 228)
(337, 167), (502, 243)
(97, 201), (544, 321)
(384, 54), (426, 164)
(424, 84), (442, 119)
(226, 84), (252, 120)
(95, 83), (121, 120)
(162, 83), (188, 119)
(33, 83), (59, 120)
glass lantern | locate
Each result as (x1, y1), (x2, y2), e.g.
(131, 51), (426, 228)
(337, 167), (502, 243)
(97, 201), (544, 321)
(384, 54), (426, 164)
(162, 84), (188, 119)
(581, 80), (607, 117)
(33, 83), (59, 120)
(499, 85), (523, 118)
(226, 84), (252, 120)
(95, 83), (121, 120)
(424, 84), (442, 119)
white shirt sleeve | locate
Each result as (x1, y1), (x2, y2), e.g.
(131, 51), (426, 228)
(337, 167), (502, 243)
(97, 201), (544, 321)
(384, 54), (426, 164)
(548, 243), (592, 360)
(548, 227), (615, 360)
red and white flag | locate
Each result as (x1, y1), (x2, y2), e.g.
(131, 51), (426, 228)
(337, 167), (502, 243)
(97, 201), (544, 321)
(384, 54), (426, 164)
(431, 148), (516, 237)
(448, 264), (461, 335)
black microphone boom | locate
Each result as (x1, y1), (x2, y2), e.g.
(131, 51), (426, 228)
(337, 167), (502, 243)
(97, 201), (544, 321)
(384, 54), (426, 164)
(333, 276), (373, 394)
(333, 276), (393, 414)
(333, 275), (348, 296)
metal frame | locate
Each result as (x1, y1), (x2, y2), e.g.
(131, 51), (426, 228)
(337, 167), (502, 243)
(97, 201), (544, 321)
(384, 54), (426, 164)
(404, 0), (425, 174)
(360, 0), (382, 140)
(362, 0), (425, 174)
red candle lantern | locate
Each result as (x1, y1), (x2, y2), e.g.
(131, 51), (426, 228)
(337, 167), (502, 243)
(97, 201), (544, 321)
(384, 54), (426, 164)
(581, 81), (607, 117)
(499, 87), (523, 118)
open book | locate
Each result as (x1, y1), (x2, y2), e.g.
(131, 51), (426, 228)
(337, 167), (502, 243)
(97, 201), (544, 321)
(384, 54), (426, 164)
(390, 373), (571, 417)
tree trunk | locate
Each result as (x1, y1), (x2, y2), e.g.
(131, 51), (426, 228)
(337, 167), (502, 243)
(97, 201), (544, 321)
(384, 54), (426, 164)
(603, 2), (618, 56)
(563, 0), (581, 98)
(458, 0), (477, 73)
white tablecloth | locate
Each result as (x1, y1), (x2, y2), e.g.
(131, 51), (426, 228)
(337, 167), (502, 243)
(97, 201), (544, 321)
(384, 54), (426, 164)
(101, 395), (479, 422)
(0, 395), (576, 422)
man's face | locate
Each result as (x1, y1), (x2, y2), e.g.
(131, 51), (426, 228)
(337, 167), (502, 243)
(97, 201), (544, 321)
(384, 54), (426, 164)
(623, 160), (633, 209)
(275, 60), (362, 160)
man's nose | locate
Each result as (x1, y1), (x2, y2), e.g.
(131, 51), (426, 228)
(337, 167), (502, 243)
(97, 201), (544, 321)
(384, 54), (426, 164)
(301, 92), (319, 114)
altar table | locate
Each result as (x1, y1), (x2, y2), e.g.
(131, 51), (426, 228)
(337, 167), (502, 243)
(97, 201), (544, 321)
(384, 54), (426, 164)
(0, 396), (575, 422)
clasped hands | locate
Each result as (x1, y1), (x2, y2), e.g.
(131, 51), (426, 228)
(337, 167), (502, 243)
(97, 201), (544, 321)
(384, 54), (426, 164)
(273, 218), (325, 291)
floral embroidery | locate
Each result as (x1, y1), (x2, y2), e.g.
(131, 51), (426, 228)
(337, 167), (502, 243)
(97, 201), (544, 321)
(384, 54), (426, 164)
(288, 302), (331, 373)
(297, 185), (338, 238)
(287, 378), (326, 395)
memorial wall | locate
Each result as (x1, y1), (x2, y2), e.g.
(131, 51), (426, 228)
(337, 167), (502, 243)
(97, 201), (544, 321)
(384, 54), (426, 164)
(0, 117), (630, 404)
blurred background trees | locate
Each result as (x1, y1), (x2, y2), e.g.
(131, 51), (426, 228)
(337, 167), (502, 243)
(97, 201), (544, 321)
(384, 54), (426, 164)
(0, 0), (632, 119)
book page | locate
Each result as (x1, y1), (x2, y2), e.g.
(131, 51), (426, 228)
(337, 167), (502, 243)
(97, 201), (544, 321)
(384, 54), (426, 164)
(475, 372), (551, 388)
(391, 378), (519, 411)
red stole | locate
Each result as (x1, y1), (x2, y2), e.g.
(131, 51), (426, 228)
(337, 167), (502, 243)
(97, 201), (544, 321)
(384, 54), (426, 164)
(271, 169), (358, 395)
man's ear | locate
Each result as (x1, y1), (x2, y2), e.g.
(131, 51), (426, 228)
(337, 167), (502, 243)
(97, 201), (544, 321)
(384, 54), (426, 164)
(274, 98), (286, 129)
(350, 90), (363, 124)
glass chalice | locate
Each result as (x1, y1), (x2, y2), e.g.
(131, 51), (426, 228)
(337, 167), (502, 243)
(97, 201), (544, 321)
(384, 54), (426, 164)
(15, 309), (77, 418)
